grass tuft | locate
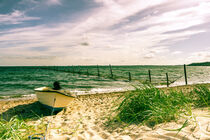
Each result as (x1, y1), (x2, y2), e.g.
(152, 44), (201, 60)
(112, 85), (189, 127)
(109, 84), (209, 127)
(0, 116), (35, 140)
(190, 85), (210, 107)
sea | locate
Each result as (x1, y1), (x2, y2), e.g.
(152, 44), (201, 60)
(0, 65), (209, 97)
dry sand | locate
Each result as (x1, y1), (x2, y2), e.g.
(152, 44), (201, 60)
(0, 97), (36, 113)
(0, 92), (210, 140)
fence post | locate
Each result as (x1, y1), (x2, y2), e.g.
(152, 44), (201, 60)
(97, 65), (100, 77)
(109, 64), (113, 79)
(166, 73), (169, 87)
(184, 64), (188, 85)
(87, 69), (89, 76)
(78, 66), (81, 74)
(68, 66), (70, 72)
(128, 72), (131, 81)
(72, 65), (74, 73)
(148, 69), (151, 83)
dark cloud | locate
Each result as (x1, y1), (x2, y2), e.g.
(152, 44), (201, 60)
(29, 46), (49, 51)
(81, 42), (89, 46)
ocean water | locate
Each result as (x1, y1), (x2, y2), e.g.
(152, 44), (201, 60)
(0, 65), (209, 97)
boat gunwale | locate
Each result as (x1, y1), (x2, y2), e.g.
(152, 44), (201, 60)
(34, 88), (76, 98)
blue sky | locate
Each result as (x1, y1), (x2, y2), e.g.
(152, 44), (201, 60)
(0, 0), (210, 66)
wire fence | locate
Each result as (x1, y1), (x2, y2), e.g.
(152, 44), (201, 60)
(34, 64), (210, 87)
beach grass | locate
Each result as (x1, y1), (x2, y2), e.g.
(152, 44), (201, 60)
(190, 85), (210, 107)
(0, 101), (51, 140)
(108, 84), (209, 127)
(0, 116), (34, 140)
(0, 115), (47, 140)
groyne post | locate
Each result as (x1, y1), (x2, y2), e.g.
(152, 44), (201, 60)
(109, 64), (113, 79)
(166, 72), (169, 87)
(148, 69), (151, 83)
(78, 66), (81, 74)
(87, 69), (89, 77)
(184, 64), (188, 85)
(97, 65), (100, 77)
(72, 65), (74, 73)
(128, 72), (131, 81)
(68, 66), (70, 72)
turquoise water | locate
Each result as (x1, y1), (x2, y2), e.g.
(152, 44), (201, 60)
(0, 66), (209, 96)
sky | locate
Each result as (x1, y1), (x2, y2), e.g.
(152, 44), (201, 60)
(0, 0), (210, 66)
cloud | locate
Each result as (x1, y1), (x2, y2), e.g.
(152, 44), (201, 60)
(0, 10), (40, 25)
(187, 48), (210, 63)
(46, 0), (62, 5)
(29, 46), (50, 52)
(0, 0), (210, 65)
(172, 51), (183, 55)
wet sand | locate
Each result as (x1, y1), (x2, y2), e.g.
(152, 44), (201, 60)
(0, 86), (210, 140)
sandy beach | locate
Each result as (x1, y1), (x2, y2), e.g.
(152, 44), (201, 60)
(0, 85), (210, 140)
(1, 0), (210, 139)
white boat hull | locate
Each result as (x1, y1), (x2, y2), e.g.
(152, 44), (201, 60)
(35, 87), (75, 110)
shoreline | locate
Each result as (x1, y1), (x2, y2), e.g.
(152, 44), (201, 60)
(0, 94), (36, 101)
(1, 82), (210, 101)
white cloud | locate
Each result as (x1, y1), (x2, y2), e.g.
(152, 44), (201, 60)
(0, 10), (40, 25)
(172, 51), (183, 55)
(46, 0), (62, 5)
(0, 0), (210, 65)
(187, 48), (210, 63)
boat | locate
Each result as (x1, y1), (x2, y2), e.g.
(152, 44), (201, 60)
(34, 87), (76, 111)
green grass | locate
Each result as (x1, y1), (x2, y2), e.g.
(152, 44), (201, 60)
(0, 116), (35, 140)
(0, 102), (53, 139)
(190, 85), (210, 107)
(0, 115), (47, 140)
(108, 84), (209, 128)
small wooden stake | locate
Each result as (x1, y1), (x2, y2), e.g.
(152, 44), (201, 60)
(78, 66), (81, 74)
(184, 64), (188, 85)
(128, 72), (131, 81)
(72, 65), (74, 73)
(87, 69), (89, 76)
(97, 65), (100, 77)
(68, 66), (70, 72)
(109, 64), (113, 79)
(166, 73), (169, 87)
(148, 69), (151, 83)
